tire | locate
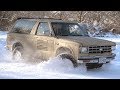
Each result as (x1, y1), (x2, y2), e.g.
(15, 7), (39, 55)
(86, 63), (103, 69)
(12, 46), (24, 61)
(58, 54), (78, 68)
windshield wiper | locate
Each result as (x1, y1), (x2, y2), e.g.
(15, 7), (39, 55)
(55, 34), (69, 36)
(61, 34), (69, 36)
(71, 35), (83, 36)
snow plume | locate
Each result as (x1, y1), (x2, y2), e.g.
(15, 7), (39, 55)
(0, 31), (12, 62)
(39, 57), (87, 74)
(0, 31), (87, 79)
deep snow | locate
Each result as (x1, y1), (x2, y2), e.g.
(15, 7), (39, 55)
(0, 31), (120, 79)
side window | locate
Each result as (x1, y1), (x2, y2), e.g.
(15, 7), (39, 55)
(12, 20), (36, 34)
(36, 22), (50, 36)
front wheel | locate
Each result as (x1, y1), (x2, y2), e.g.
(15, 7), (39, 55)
(12, 46), (24, 61)
(58, 54), (78, 67)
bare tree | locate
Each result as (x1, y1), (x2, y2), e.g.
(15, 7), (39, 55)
(1, 11), (120, 34)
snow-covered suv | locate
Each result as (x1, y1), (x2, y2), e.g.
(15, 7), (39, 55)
(7, 18), (116, 69)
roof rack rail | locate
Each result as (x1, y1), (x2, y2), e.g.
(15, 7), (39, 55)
(17, 17), (62, 20)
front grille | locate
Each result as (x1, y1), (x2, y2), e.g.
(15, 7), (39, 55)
(88, 46), (112, 53)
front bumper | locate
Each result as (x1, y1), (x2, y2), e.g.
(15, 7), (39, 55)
(77, 53), (116, 64)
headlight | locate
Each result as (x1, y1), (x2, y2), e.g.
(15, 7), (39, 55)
(80, 47), (88, 53)
(111, 46), (116, 51)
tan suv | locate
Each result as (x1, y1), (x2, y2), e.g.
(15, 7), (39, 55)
(7, 18), (116, 69)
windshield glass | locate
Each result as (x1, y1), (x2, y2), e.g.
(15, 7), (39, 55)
(51, 22), (86, 36)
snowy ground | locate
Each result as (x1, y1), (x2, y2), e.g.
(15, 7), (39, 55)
(0, 31), (120, 79)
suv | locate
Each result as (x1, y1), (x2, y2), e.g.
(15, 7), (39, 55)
(7, 18), (116, 69)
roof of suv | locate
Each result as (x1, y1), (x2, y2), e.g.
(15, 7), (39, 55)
(17, 18), (78, 23)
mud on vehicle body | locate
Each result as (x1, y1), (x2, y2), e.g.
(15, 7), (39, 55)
(6, 18), (116, 69)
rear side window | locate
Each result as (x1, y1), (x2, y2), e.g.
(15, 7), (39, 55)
(11, 19), (36, 34)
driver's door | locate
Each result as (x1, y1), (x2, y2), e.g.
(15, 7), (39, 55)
(35, 22), (54, 60)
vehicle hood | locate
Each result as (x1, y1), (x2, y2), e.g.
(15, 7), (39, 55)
(58, 36), (116, 46)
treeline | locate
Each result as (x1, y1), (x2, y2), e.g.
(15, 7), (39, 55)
(0, 11), (120, 34)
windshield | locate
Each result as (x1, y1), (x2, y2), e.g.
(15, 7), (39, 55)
(51, 22), (86, 36)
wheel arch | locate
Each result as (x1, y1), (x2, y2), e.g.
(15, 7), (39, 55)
(55, 47), (75, 57)
(12, 42), (23, 51)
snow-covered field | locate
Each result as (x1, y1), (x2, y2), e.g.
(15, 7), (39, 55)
(0, 31), (120, 79)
